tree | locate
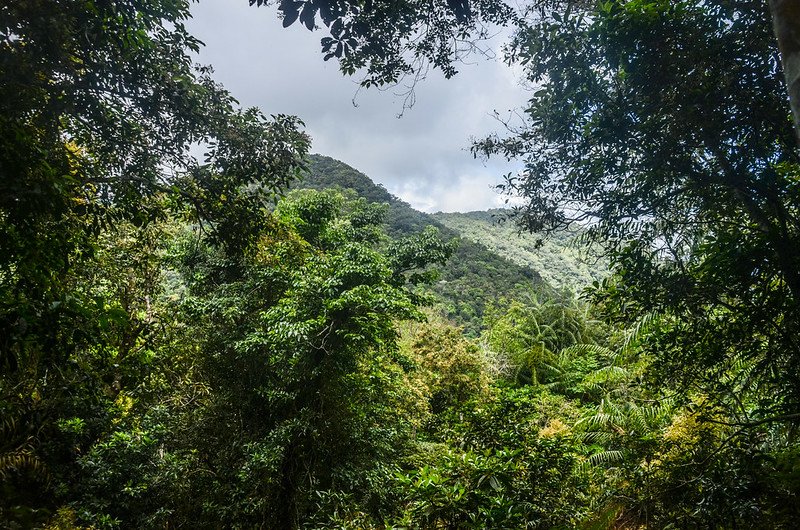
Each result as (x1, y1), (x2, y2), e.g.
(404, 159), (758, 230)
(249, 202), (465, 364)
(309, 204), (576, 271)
(769, 0), (800, 139)
(476, 0), (800, 423)
(1, 0), (308, 522)
(482, 290), (602, 385)
(400, 316), (491, 415)
(77, 189), (454, 528)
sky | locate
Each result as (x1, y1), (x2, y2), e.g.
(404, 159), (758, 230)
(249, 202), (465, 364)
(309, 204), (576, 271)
(186, 0), (530, 213)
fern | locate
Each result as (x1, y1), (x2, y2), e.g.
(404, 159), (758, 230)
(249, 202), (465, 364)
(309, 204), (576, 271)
(576, 450), (625, 477)
(559, 344), (614, 363)
(0, 448), (49, 483)
(588, 450), (625, 466)
(616, 312), (660, 363)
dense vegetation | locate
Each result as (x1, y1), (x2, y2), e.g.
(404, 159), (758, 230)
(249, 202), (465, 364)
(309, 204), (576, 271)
(2, 0), (800, 528)
(433, 210), (606, 291)
(300, 155), (550, 336)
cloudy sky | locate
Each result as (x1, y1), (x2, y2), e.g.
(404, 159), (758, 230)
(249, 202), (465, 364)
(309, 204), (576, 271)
(186, 0), (530, 212)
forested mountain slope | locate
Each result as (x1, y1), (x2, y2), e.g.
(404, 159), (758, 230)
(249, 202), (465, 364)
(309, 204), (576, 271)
(433, 210), (606, 291)
(298, 155), (607, 333)
(298, 155), (544, 334)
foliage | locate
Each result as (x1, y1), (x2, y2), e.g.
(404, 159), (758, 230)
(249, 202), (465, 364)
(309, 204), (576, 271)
(249, 0), (515, 91)
(434, 209), (607, 291)
(482, 289), (606, 385)
(391, 441), (584, 529)
(400, 317), (492, 415)
(476, 0), (800, 445)
(1, 1), (308, 523)
(302, 154), (550, 335)
(591, 403), (800, 528)
(6, 0), (800, 526)
(59, 189), (454, 528)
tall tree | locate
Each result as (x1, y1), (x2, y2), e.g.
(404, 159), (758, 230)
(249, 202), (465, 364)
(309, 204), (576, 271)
(475, 0), (800, 422)
(67, 189), (454, 528)
(0, 0), (308, 521)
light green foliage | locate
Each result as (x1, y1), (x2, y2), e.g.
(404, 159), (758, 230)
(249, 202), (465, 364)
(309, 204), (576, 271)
(433, 210), (607, 292)
(400, 317), (492, 414)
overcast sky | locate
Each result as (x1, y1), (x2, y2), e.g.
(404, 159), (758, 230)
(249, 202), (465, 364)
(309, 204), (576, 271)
(186, 0), (529, 212)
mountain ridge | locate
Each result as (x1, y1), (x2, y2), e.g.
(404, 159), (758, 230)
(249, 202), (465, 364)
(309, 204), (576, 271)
(432, 210), (606, 292)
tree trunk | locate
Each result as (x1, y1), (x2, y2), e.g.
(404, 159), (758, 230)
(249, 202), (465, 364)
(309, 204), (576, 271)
(769, 0), (800, 143)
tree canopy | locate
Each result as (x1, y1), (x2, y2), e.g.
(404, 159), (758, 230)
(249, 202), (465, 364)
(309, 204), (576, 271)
(476, 0), (800, 424)
(1, 0), (308, 521)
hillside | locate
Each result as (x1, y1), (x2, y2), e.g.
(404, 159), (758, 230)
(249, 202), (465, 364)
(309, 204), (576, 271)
(432, 210), (606, 292)
(298, 155), (605, 334)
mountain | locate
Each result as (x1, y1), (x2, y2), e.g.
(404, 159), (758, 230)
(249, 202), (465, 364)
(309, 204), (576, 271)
(297, 154), (605, 335)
